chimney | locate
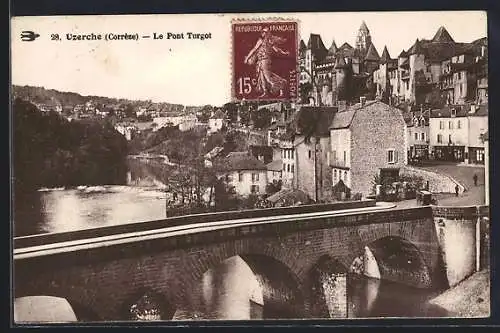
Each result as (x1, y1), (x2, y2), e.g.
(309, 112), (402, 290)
(360, 96), (366, 106)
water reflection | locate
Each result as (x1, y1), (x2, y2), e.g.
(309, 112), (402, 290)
(202, 256), (263, 319)
(14, 158), (169, 237)
(198, 255), (448, 319)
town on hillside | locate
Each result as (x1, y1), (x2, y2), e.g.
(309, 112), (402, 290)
(14, 22), (489, 214)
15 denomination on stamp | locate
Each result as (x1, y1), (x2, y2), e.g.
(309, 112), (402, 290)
(232, 19), (298, 102)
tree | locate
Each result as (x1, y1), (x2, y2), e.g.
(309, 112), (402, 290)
(265, 179), (282, 196)
(222, 102), (238, 124)
(251, 107), (272, 129)
(197, 105), (213, 123)
(124, 104), (137, 118)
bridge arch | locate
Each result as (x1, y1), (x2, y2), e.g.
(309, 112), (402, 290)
(181, 248), (306, 319)
(350, 236), (433, 288)
(14, 295), (101, 323)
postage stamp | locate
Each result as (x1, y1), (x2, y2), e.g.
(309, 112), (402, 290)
(231, 19), (299, 102)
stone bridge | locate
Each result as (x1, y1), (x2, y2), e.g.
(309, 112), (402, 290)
(13, 201), (489, 321)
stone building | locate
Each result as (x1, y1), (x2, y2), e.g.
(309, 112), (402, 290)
(387, 26), (488, 107)
(299, 21), (382, 107)
(329, 99), (407, 197)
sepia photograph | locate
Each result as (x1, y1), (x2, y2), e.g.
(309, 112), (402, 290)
(11, 11), (489, 323)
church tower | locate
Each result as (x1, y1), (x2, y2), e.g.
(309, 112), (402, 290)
(355, 21), (372, 58)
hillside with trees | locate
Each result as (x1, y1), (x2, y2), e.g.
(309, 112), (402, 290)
(12, 85), (203, 114)
(13, 98), (129, 196)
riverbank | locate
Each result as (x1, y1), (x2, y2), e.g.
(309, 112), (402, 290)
(428, 268), (490, 318)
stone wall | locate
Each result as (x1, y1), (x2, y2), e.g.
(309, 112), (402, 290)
(402, 166), (465, 194)
(350, 101), (407, 196)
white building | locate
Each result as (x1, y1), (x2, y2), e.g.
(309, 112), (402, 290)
(208, 109), (225, 134)
(152, 114), (185, 131)
(429, 104), (488, 164)
(214, 152), (268, 196)
(179, 115), (198, 132)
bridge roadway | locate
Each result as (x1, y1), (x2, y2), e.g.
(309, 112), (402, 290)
(14, 201), (396, 259)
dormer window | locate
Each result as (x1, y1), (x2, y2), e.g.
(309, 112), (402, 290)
(451, 108), (457, 117)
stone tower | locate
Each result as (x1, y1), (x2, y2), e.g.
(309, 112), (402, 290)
(355, 21), (372, 58)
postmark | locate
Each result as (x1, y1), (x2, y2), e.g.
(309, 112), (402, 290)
(231, 19), (299, 102)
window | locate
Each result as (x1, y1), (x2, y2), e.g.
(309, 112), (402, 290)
(344, 171), (348, 182)
(283, 163), (286, 171)
(238, 172), (243, 182)
(291, 150), (294, 159)
(451, 108), (456, 117)
(388, 150), (396, 164)
(421, 133), (425, 141)
(252, 173), (259, 182)
(448, 134), (452, 144)
(440, 121), (444, 129)
(477, 150), (484, 162)
(437, 134), (443, 143)
(415, 133), (418, 141)
(287, 150), (290, 159)
(343, 151), (347, 163)
(449, 121), (453, 129)
(457, 120), (461, 129)
(308, 150), (312, 159)
(251, 185), (259, 194)
(332, 150), (337, 160)
(458, 72), (461, 80)
(291, 164), (294, 173)
(287, 164), (290, 172)
(333, 169), (337, 183)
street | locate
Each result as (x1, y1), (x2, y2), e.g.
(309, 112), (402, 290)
(396, 163), (485, 208)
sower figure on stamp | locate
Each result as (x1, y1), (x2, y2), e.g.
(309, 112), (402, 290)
(244, 27), (289, 98)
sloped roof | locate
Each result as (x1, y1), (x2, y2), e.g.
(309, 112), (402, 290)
(328, 40), (338, 54)
(408, 39), (424, 55)
(307, 34), (328, 60)
(430, 105), (470, 118)
(266, 188), (311, 204)
(365, 43), (380, 61)
(299, 39), (307, 51)
(330, 100), (388, 129)
(294, 106), (338, 137)
(432, 26), (455, 43)
(380, 46), (391, 64)
(359, 21), (369, 33)
(266, 160), (283, 171)
(214, 152), (267, 171)
(329, 109), (357, 129)
(398, 49), (408, 58)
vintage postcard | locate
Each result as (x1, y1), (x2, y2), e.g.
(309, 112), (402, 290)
(11, 11), (489, 323)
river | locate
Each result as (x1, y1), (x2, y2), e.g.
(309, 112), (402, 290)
(13, 158), (449, 320)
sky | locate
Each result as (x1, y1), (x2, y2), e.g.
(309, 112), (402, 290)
(11, 11), (487, 106)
